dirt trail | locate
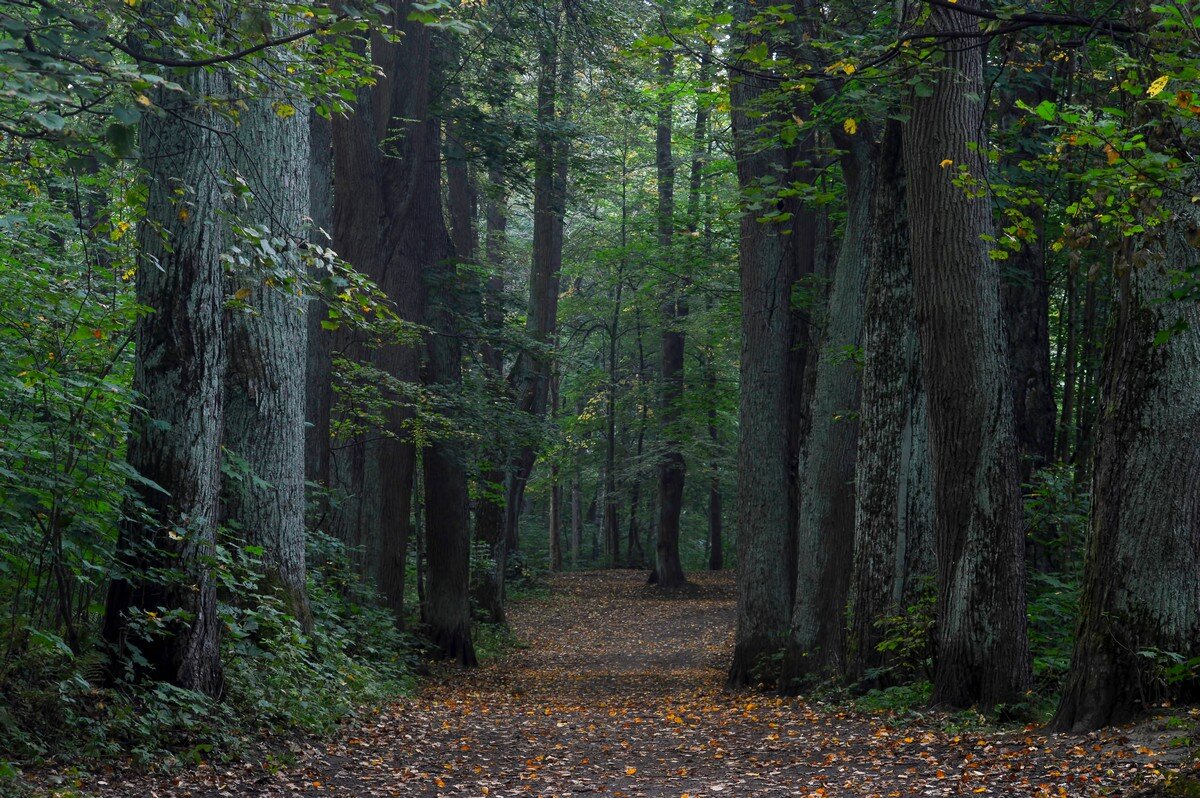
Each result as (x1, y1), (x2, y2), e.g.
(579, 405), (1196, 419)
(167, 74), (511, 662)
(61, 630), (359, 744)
(72, 571), (1189, 796)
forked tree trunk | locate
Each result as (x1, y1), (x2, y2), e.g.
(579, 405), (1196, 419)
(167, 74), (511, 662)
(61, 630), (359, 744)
(102, 62), (227, 697)
(902, 4), (1030, 708)
(784, 135), (873, 686)
(1050, 202), (1200, 732)
(224, 65), (312, 628)
(846, 124), (933, 685)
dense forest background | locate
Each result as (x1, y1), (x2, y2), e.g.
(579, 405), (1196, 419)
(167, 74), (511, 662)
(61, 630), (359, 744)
(1, 0), (1199, 787)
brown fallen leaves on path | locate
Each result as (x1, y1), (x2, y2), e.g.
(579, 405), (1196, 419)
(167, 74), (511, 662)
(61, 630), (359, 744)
(47, 571), (1196, 797)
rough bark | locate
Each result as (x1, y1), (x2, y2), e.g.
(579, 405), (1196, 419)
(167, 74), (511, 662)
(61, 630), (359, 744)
(846, 124), (934, 685)
(224, 64), (312, 627)
(1050, 203), (1200, 732)
(727, 0), (810, 686)
(784, 135), (873, 687)
(902, 4), (1031, 708)
(102, 63), (227, 697)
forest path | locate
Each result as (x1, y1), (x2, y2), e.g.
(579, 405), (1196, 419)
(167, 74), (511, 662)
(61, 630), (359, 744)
(100, 571), (1183, 797)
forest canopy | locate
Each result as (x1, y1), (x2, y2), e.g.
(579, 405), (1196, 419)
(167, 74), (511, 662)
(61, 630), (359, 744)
(2, 0), (1200, 791)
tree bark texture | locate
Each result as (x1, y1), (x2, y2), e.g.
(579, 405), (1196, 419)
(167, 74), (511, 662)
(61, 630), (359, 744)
(224, 65), (312, 627)
(1050, 200), (1200, 732)
(846, 124), (933, 685)
(102, 64), (227, 697)
(902, 4), (1031, 708)
(784, 136), (874, 687)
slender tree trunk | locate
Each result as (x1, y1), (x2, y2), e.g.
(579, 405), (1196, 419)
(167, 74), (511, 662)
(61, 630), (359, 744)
(502, 13), (572, 567)
(706, 361), (723, 572)
(846, 124), (933, 685)
(473, 169), (508, 619)
(902, 4), (1031, 708)
(784, 135), (874, 686)
(549, 371), (563, 571)
(1000, 83), (1056, 487)
(102, 63), (227, 697)
(305, 109), (334, 511)
(224, 63), (312, 627)
(654, 49), (687, 589)
(1050, 207), (1200, 732)
(570, 473), (582, 568)
(1056, 267), (1079, 463)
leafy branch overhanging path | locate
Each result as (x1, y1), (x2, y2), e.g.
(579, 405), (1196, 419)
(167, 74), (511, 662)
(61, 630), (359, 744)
(94, 572), (1188, 796)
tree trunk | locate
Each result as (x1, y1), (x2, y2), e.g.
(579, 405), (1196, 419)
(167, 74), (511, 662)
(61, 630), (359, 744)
(999, 82), (1056, 487)
(846, 124), (933, 685)
(727, 0), (810, 685)
(473, 169), (508, 619)
(784, 134), (874, 687)
(224, 66), (312, 627)
(384, 17), (475, 665)
(655, 49), (687, 589)
(102, 63), (227, 697)
(549, 371), (563, 571)
(502, 11), (572, 569)
(305, 108), (334, 511)
(902, 4), (1031, 709)
(1050, 208), (1200, 732)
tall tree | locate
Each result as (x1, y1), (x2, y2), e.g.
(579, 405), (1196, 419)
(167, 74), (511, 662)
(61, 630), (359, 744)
(727, 0), (808, 686)
(1050, 201), (1200, 732)
(381, 11), (475, 665)
(846, 123), (933, 685)
(784, 132), (873, 685)
(654, 48), (687, 588)
(223, 60), (312, 627)
(102, 60), (227, 697)
(902, 4), (1031, 708)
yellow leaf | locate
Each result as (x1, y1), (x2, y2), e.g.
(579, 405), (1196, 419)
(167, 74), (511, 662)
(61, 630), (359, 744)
(178, 208), (190, 222)
(843, 63), (856, 75)
(273, 102), (297, 119)
(625, 766), (638, 776)
(234, 287), (252, 301)
(843, 118), (857, 135)
(1104, 144), (1119, 165)
(136, 94), (151, 107)
(1147, 75), (1169, 97)
(939, 159), (953, 168)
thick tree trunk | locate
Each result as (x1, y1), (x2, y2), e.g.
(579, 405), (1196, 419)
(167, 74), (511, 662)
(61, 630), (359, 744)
(846, 124), (933, 685)
(727, 0), (810, 686)
(784, 136), (874, 686)
(383, 16), (475, 665)
(224, 70), (312, 627)
(102, 64), (227, 697)
(327, 31), (418, 620)
(1050, 206), (1200, 732)
(902, 4), (1031, 709)
(655, 49), (687, 589)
